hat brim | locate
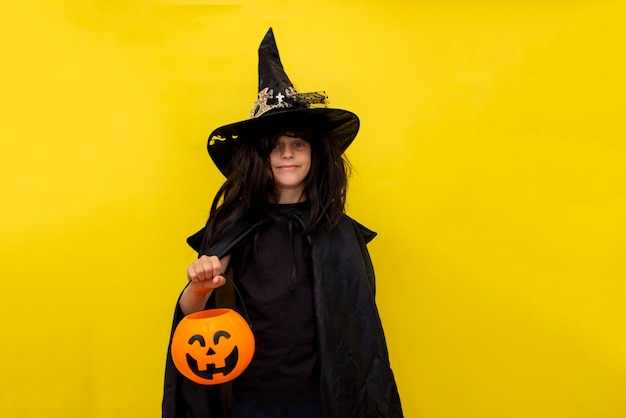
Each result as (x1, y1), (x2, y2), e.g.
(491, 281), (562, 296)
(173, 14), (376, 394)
(207, 107), (359, 176)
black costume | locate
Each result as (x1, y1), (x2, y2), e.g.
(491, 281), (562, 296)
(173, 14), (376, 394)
(229, 202), (320, 403)
(163, 27), (403, 418)
(162, 213), (403, 417)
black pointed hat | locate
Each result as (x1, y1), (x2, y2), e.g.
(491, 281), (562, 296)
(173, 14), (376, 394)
(207, 28), (360, 176)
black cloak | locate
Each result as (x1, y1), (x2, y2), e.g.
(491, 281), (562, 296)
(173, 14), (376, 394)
(162, 215), (403, 417)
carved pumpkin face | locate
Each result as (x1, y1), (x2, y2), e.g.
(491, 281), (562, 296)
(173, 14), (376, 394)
(171, 308), (255, 385)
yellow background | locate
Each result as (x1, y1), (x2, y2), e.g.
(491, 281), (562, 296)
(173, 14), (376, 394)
(1, 1), (625, 417)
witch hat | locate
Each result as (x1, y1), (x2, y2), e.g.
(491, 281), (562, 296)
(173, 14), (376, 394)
(207, 28), (360, 176)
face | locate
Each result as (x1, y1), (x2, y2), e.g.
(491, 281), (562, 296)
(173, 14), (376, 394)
(184, 331), (239, 380)
(170, 308), (255, 385)
(269, 133), (311, 202)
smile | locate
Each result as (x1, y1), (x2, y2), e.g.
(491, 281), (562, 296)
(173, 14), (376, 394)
(185, 346), (240, 379)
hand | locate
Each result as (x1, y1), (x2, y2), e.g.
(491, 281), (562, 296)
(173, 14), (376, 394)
(186, 255), (227, 296)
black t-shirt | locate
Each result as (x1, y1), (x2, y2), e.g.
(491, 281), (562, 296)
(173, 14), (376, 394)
(230, 202), (320, 402)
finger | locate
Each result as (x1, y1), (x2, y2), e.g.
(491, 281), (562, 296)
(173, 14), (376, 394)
(196, 255), (219, 282)
(206, 255), (222, 276)
(190, 256), (209, 282)
(195, 260), (210, 282)
(202, 256), (222, 280)
(187, 263), (198, 282)
(211, 274), (226, 288)
(201, 256), (220, 281)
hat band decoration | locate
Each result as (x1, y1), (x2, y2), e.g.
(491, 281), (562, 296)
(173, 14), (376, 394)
(250, 87), (329, 118)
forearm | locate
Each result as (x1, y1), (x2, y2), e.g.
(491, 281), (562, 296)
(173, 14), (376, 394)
(179, 286), (212, 315)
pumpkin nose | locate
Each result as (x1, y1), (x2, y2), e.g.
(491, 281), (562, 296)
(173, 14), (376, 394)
(207, 347), (216, 355)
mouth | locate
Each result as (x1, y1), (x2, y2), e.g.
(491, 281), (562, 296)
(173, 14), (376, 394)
(185, 346), (239, 380)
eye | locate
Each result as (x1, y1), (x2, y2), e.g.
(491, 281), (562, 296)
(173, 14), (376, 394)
(294, 142), (306, 148)
(213, 330), (231, 345)
(188, 335), (206, 347)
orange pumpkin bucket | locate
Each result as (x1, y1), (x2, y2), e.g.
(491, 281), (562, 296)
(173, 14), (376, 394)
(171, 308), (255, 385)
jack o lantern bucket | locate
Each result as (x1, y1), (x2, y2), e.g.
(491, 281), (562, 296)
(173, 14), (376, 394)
(171, 308), (255, 385)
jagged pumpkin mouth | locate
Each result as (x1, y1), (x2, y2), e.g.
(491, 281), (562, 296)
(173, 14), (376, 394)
(185, 346), (240, 379)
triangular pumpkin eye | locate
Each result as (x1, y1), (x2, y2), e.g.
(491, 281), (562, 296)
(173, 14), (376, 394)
(213, 331), (231, 345)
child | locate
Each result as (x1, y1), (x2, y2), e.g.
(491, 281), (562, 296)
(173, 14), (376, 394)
(162, 28), (403, 418)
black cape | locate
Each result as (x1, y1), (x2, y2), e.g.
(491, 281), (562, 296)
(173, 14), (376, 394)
(162, 215), (403, 418)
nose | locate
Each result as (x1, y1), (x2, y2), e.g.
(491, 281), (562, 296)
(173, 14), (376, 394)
(280, 146), (294, 159)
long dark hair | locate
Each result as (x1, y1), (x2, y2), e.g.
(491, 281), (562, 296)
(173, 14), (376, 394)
(203, 123), (351, 246)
